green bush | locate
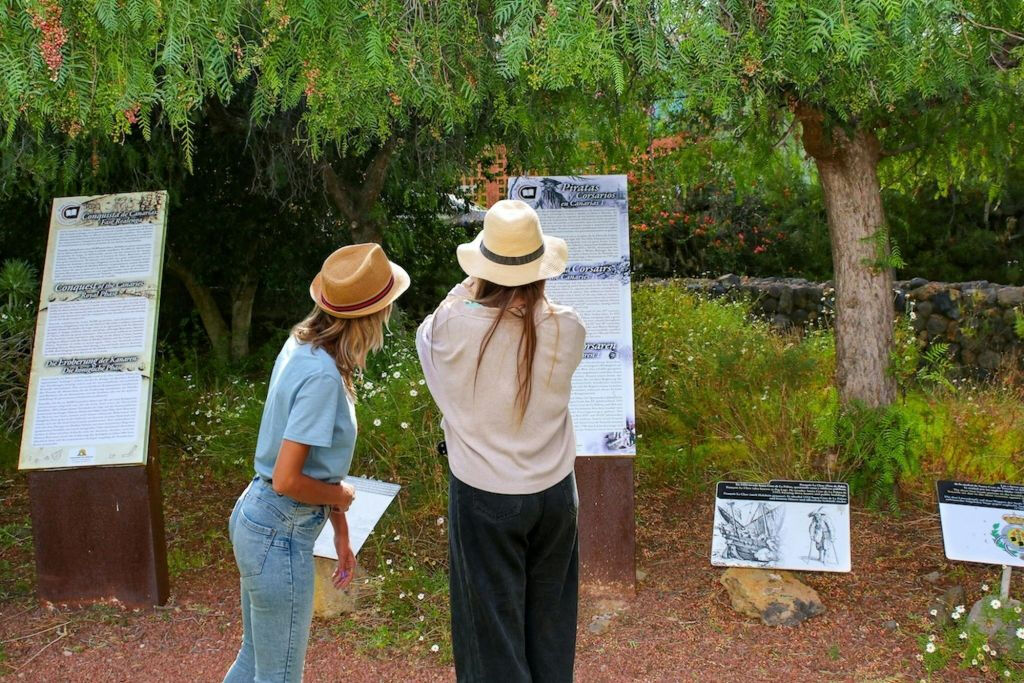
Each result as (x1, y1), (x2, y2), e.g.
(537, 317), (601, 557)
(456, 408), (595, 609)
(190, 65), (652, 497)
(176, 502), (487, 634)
(632, 280), (1024, 506)
(633, 281), (835, 484)
(0, 259), (37, 432)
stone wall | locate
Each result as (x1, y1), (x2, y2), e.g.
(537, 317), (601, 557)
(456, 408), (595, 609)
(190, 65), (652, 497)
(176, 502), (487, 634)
(680, 275), (1024, 371)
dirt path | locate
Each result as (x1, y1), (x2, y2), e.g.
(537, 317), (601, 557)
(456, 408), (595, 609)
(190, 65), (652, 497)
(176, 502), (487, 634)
(0, 475), (992, 682)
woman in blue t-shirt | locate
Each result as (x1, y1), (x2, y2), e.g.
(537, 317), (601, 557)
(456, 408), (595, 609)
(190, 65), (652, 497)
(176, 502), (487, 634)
(225, 244), (408, 683)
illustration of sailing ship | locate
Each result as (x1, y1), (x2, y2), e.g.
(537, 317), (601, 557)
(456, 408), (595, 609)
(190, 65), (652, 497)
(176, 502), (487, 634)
(716, 501), (786, 564)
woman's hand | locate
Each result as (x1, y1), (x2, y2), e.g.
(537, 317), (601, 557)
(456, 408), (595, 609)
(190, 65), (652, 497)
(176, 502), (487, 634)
(332, 536), (356, 589)
(333, 481), (356, 511)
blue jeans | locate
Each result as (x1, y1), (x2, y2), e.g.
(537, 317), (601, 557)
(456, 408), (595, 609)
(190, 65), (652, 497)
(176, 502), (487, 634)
(224, 477), (329, 683)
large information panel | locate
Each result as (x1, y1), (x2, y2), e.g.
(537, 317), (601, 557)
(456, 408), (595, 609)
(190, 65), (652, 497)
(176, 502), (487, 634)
(711, 480), (852, 573)
(507, 175), (635, 455)
(938, 480), (1024, 567)
(19, 192), (168, 470)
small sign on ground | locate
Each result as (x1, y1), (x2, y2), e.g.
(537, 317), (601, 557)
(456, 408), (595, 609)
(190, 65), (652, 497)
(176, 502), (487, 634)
(711, 480), (851, 573)
(938, 480), (1024, 567)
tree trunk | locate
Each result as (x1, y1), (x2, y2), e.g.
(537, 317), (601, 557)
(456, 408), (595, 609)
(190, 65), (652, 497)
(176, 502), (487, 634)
(320, 138), (399, 245)
(230, 279), (258, 361)
(165, 255), (230, 363)
(797, 106), (897, 408)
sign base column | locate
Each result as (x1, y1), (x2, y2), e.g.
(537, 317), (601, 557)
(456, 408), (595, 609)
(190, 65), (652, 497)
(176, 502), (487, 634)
(576, 456), (636, 593)
(27, 426), (169, 607)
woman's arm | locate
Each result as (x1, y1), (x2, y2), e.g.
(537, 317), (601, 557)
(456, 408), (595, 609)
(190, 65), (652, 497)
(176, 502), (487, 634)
(271, 439), (355, 509)
(330, 509), (356, 588)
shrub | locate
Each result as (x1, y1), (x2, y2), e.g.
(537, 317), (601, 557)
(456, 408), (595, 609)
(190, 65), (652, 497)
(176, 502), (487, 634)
(0, 259), (38, 432)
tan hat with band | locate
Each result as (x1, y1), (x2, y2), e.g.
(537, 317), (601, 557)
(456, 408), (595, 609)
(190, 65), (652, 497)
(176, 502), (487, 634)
(456, 199), (568, 287)
(309, 243), (409, 318)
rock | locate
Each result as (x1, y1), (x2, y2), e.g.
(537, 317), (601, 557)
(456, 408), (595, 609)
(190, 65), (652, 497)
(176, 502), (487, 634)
(772, 315), (791, 330)
(312, 557), (364, 617)
(932, 290), (961, 320)
(967, 596), (1024, 661)
(910, 282), (945, 300)
(760, 297), (778, 314)
(943, 585), (966, 613)
(635, 569), (648, 582)
(915, 301), (934, 318)
(996, 287), (1024, 307)
(717, 273), (741, 287)
(928, 586), (966, 628)
(978, 350), (1002, 371)
(927, 314), (950, 337)
(922, 571), (943, 584)
(909, 277), (929, 289)
(587, 616), (612, 635)
(719, 568), (825, 627)
(778, 288), (794, 314)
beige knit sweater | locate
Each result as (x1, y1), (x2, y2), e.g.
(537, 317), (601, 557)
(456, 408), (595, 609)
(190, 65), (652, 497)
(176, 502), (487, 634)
(416, 280), (586, 494)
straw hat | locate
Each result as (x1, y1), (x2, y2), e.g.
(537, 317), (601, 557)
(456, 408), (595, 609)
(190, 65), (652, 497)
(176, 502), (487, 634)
(309, 243), (409, 318)
(456, 200), (568, 287)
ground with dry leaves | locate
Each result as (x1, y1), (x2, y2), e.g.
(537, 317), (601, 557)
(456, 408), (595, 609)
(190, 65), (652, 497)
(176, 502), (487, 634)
(0, 458), (1000, 683)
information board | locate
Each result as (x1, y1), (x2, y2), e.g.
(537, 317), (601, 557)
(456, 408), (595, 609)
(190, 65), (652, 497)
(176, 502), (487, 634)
(19, 192), (168, 470)
(711, 480), (852, 573)
(938, 480), (1024, 567)
(507, 175), (635, 455)
(314, 476), (402, 559)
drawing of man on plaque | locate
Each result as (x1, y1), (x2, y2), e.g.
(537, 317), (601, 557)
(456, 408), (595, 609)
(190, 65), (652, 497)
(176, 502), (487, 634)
(807, 508), (838, 565)
(535, 178), (567, 209)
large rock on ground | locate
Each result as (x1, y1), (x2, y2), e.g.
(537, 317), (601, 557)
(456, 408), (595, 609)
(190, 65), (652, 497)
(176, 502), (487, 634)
(720, 568), (825, 627)
(312, 557), (365, 617)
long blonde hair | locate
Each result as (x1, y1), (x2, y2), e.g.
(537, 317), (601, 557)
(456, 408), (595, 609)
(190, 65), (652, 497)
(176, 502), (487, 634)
(292, 305), (392, 396)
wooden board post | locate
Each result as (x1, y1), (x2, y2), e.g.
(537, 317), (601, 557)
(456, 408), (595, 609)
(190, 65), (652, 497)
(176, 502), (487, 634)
(576, 456), (636, 592)
(27, 424), (169, 607)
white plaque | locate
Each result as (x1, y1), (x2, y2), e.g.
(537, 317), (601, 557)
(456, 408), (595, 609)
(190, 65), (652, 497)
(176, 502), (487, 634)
(19, 192), (168, 470)
(711, 481), (852, 573)
(507, 175), (636, 455)
(938, 480), (1024, 567)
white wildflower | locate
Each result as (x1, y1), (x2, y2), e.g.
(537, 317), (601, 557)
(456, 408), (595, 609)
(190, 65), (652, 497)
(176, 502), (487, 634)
(373, 418), (382, 427)
(410, 389), (418, 397)
(960, 632), (968, 640)
(430, 644), (439, 653)
(417, 593), (424, 600)
(401, 422), (409, 429)
(926, 642), (936, 653)
(991, 599), (1002, 610)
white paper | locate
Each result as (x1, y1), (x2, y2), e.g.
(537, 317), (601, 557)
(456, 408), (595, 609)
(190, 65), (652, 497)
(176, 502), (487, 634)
(31, 372), (143, 447)
(314, 476), (402, 559)
(710, 481), (852, 573)
(508, 175), (636, 455)
(42, 297), (149, 357)
(53, 224), (156, 282)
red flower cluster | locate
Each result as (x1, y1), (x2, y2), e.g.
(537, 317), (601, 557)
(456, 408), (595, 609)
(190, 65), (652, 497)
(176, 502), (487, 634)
(304, 66), (321, 97)
(29, 0), (67, 82)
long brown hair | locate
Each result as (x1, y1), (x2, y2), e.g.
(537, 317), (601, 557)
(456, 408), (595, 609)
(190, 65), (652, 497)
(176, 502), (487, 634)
(474, 278), (547, 420)
(292, 305), (392, 396)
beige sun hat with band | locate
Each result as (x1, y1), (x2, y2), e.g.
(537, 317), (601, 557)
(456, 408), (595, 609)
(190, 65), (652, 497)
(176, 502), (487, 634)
(310, 243), (410, 318)
(456, 199), (568, 287)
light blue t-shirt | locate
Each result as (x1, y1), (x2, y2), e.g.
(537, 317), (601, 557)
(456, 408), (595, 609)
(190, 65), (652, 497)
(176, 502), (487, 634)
(253, 336), (356, 483)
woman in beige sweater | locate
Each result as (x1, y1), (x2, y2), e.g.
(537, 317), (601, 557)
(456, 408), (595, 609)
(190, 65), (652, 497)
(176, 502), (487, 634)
(417, 200), (586, 682)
